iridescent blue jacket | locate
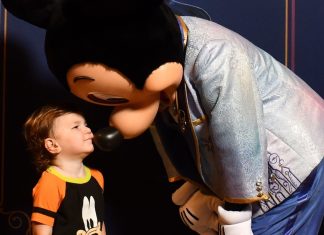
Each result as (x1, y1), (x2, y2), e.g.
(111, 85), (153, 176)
(151, 16), (324, 217)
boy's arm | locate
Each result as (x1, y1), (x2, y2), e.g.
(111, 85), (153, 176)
(32, 222), (52, 235)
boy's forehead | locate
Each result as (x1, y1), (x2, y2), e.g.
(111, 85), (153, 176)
(55, 113), (84, 124)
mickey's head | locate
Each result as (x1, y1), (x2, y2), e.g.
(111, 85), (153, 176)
(3, 0), (184, 89)
(3, 0), (186, 140)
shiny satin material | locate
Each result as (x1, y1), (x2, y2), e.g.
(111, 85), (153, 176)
(252, 159), (324, 234)
(178, 16), (323, 213)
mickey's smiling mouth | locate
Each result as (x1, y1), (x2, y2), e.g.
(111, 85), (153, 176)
(87, 92), (129, 105)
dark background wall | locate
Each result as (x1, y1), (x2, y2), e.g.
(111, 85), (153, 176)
(0, 1), (323, 234)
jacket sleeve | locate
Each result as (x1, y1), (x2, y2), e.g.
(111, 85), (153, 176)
(192, 39), (269, 203)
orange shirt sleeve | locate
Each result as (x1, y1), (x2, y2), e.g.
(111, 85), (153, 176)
(31, 171), (66, 226)
(90, 169), (104, 190)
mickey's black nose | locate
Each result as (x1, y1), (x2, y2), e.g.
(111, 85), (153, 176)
(93, 126), (123, 151)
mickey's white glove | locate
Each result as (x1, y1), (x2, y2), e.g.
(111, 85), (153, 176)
(217, 204), (253, 235)
(172, 181), (223, 235)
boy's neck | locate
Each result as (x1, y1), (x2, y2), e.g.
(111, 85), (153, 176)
(52, 159), (86, 178)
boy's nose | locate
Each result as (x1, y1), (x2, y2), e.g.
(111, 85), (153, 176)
(84, 126), (93, 134)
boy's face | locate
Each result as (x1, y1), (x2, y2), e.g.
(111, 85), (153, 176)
(51, 113), (94, 158)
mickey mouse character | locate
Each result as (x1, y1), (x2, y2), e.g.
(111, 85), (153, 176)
(3, 0), (324, 234)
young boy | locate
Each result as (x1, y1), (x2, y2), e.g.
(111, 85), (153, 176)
(23, 104), (107, 235)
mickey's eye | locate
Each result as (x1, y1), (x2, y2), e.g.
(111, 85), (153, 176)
(87, 92), (129, 105)
(73, 76), (95, 83)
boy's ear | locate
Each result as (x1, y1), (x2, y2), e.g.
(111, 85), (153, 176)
(44, 138), (60, 154)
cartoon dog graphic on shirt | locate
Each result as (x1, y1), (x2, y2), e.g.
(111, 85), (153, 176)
(77, 196), (103, 235)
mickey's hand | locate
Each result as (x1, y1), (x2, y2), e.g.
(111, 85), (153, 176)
(172, 181), (223, 235)
(93, 126), (123, 151)
(217, 204), (253, 235)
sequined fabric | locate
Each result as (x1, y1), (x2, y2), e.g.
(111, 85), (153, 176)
(180, 16), (324, 215)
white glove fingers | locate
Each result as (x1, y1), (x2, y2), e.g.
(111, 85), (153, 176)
(218, 205), (253, 235)
(217, 205), (252, 224)
(172, 181), (199, 205)
(180, 207), (198, 227)
(181, 208), (218, 235)
(220, 220), (253, 235)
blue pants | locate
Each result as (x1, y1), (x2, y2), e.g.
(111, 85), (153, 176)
(252, 158), (324, 235)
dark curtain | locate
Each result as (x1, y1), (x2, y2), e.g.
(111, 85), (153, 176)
(1, 1), (323, 234)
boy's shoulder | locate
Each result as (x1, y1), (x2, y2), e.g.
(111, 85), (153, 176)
(88, 167), (104, 189)
(33, 169), (66, 196)
(37, 169), (64, 184)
